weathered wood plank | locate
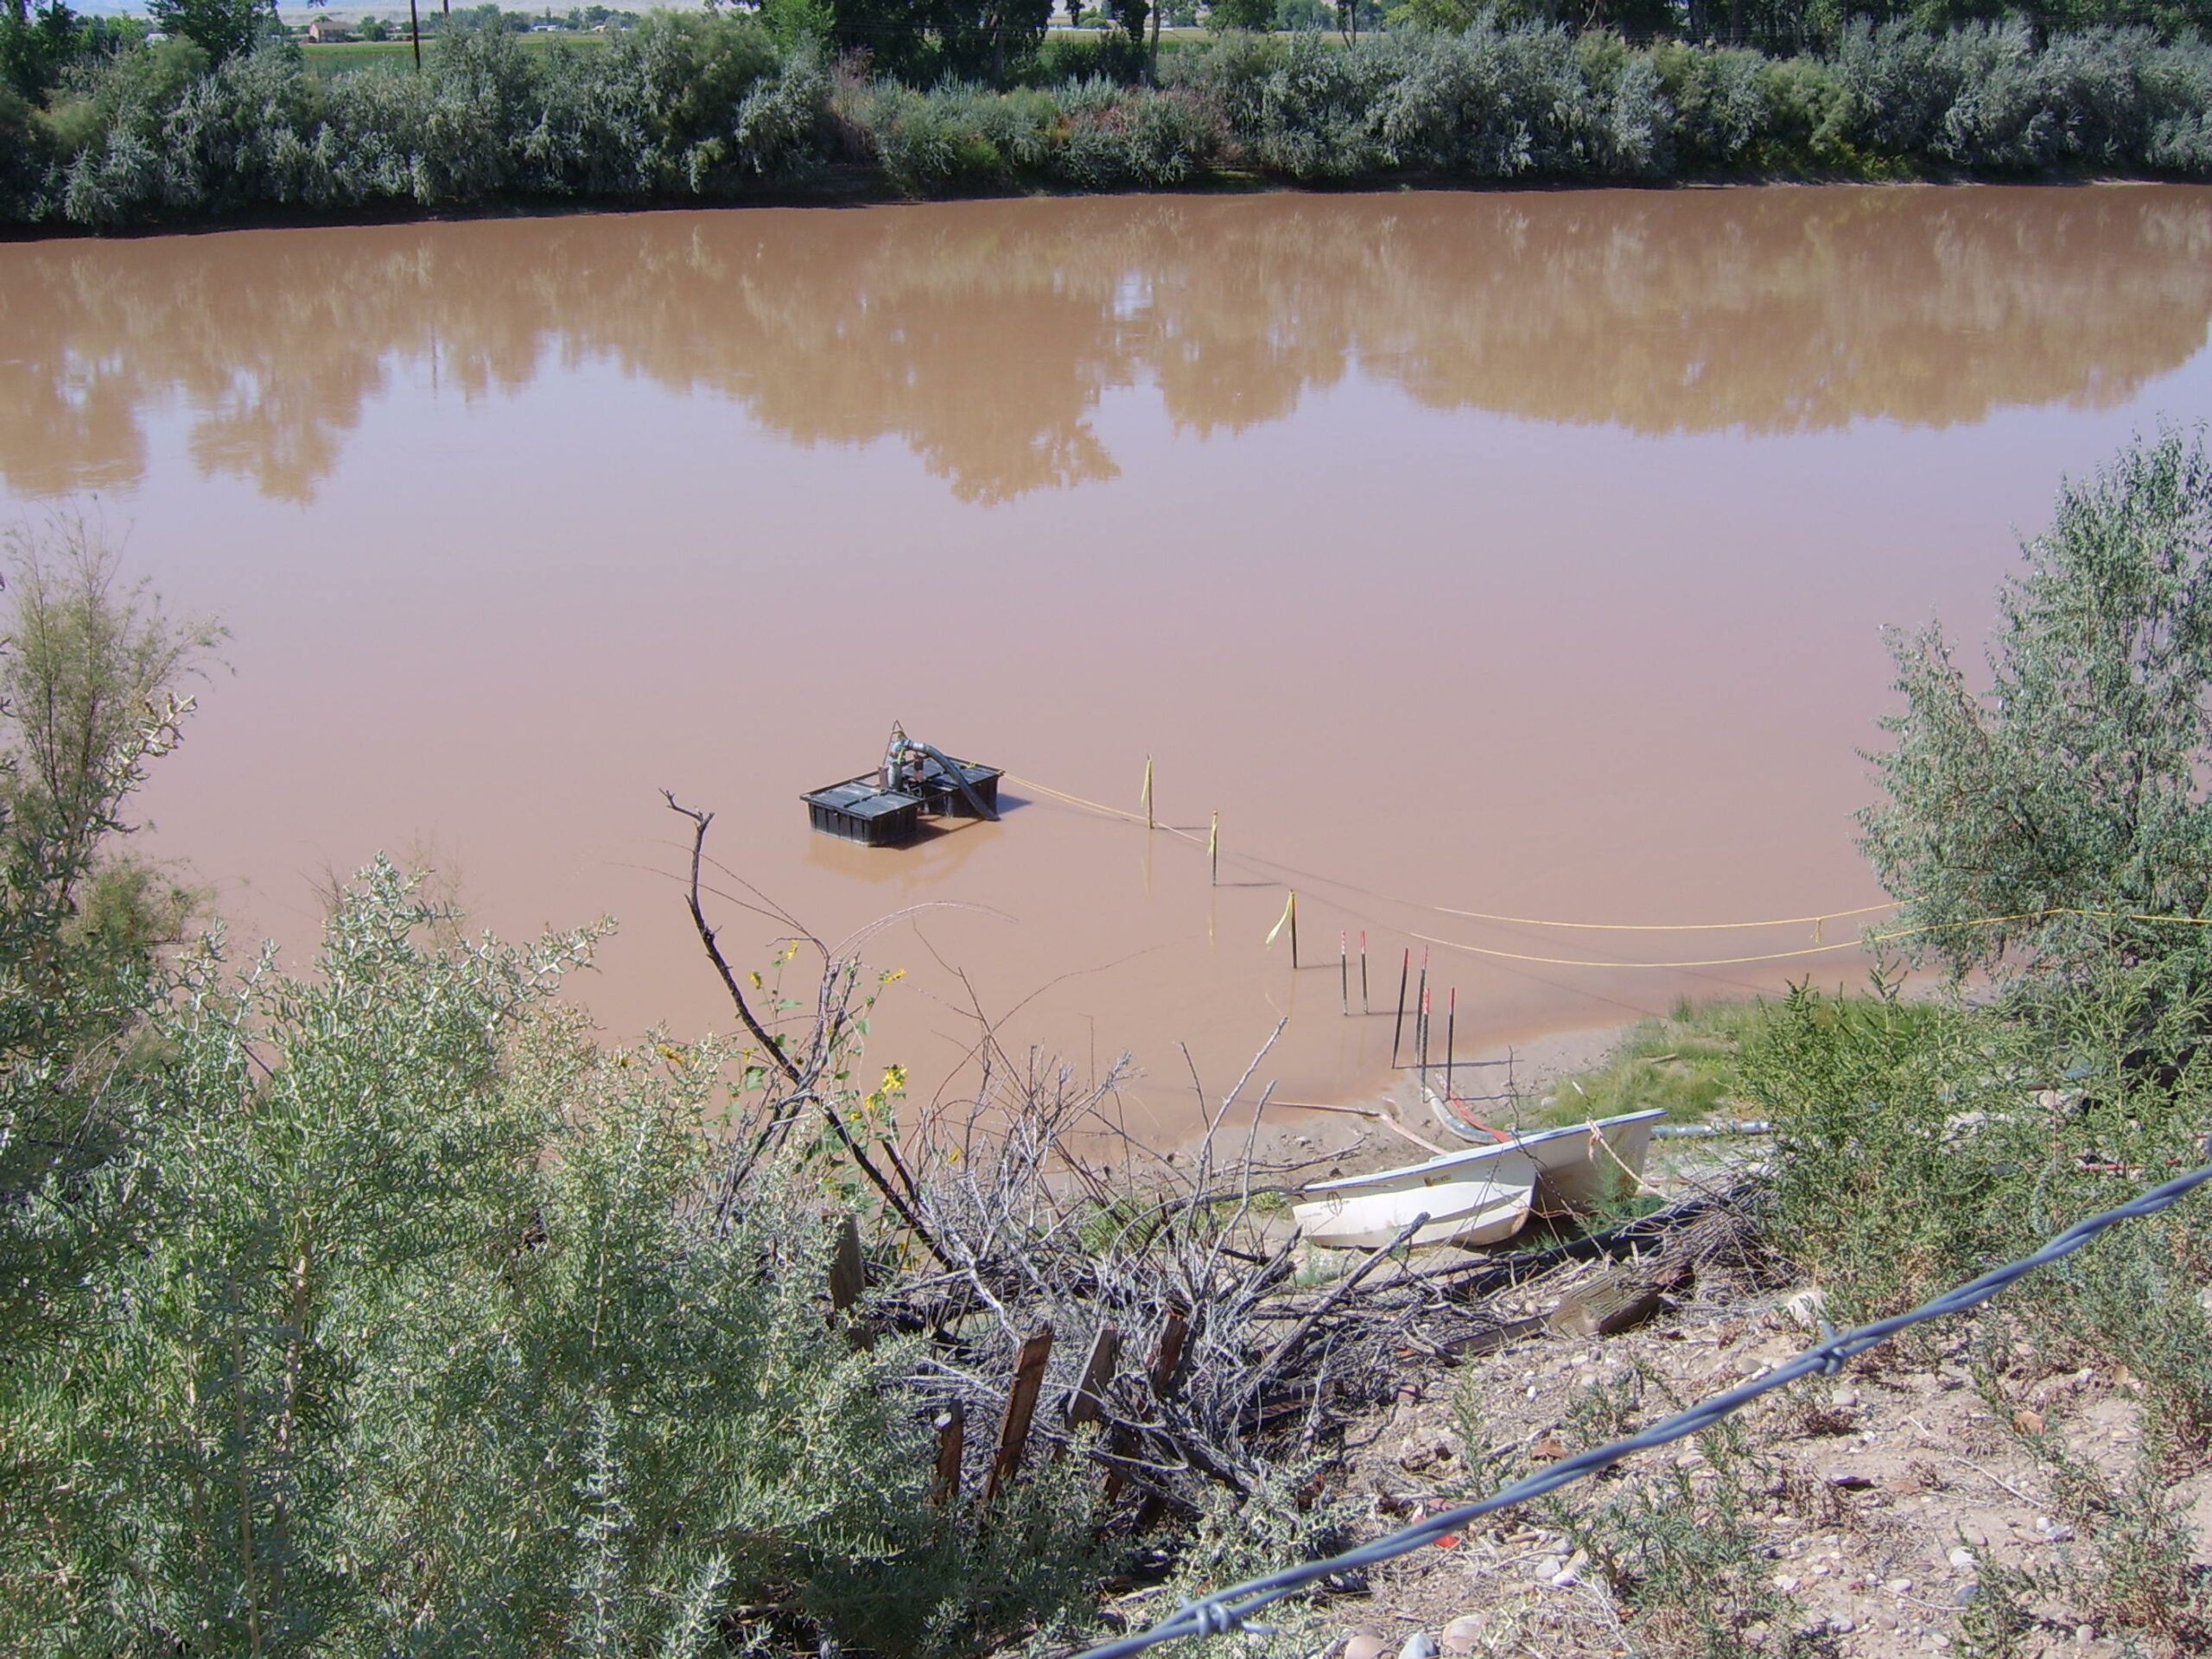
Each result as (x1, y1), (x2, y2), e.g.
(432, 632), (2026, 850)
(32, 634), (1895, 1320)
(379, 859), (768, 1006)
(982, 1325), (1054, 1503)
(1065, 1325), (1123, 1431)
(1443, 1313), (1549, 1357)
(1546, 1268), (1669, 1339)
(1148, 1304), (1189, 1398)
(931, 1398), (964, 1505)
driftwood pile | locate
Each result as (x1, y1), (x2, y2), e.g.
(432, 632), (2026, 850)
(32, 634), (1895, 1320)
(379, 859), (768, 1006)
(869, 1038), (1772, 1525)
(664, 797), (1775, 1533)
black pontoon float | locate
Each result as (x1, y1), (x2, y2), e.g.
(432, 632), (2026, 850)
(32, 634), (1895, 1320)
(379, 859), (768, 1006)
(803, 723), (1002, 848)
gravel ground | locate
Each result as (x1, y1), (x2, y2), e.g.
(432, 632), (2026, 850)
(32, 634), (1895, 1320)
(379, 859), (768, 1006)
(1306, 1205), (2209, 1658)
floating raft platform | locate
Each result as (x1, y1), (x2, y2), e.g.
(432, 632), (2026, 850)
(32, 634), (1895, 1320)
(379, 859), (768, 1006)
(804, 758), (1002, 848)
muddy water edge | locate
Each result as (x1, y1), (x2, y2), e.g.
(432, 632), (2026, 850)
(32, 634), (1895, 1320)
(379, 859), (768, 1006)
(4, 184), (2209, 1135)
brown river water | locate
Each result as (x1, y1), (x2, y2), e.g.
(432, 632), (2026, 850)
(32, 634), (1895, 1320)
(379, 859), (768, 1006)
(3, 185), (2210, 1131)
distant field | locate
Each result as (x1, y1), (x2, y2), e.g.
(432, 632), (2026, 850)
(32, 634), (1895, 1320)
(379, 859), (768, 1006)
(303, 34), (607, 73)
(302, 29), (1256, 74)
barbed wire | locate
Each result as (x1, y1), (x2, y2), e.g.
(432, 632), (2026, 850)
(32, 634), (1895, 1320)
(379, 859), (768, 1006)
(1074, 1149), (2212, 1659)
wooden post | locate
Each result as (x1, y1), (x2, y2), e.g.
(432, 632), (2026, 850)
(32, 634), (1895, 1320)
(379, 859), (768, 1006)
(1116, 1306), (1190, 1516)
(1064, 1325), (1123, 1446)
(1338, 931), (1349, 1017)
(1446, 987), (1457, 1105)
(1288, 890), (1299, 969)
(828, 1214), (865, 1313)
(1359, 931), (1369, 1014)
(1390, 948), (1409, 1068)
(1148, 1304), (1189, 1397)
(409, 0), (422, 67)
(1419, 985), (1431, 1090)
(931, 1400), (965, 1504)
(1209, 810), (1218, 886)
(983, 1325), (1054, 1503)
(1414, 949), (1429, 1071)
(1141, 756), (1154, 831)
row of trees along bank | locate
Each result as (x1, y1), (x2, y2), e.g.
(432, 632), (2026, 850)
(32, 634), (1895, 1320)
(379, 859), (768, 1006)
(0, 7), (2209, 226)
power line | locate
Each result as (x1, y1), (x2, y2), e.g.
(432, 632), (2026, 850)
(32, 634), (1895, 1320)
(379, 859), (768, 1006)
(1074, 1150), (2212, 1659)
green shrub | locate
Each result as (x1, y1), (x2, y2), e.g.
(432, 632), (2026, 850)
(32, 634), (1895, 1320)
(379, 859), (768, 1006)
(1860, 429), (2212, 996)
(0, 862), (1109, 1652)
(1738, 967), (2212, 1429)
(1748, 52), (1854, 168)
(855, 75), (1218, 194)
(523, 16), (826, 195)
(0, 523), (217, 1340)
(1649, 37), (1770, 165)
(1734, 981), (1999, 1320)
(1056, 79), (1222, 184)
(0, 83), (43, 213)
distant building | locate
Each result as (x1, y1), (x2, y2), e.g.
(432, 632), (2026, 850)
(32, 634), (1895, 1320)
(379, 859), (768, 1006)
(303, 19), (351, 42)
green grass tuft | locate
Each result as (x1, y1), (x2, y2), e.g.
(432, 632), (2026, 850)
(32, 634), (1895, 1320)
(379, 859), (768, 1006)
(1524, 997), (1782, 1129)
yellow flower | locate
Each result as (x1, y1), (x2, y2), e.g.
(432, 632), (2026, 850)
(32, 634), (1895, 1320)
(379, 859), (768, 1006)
(880, 1065), (908, 1094)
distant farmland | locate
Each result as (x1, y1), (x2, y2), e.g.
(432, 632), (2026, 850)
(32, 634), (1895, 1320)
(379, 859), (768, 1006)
(303, 34), (609, 73)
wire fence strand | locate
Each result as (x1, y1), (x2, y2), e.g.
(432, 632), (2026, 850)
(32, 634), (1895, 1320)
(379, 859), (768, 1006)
(1073, 1151), (2212, 1659)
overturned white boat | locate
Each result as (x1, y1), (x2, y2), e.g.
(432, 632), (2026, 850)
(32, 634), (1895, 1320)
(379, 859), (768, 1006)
(1290, 1109), (1665, 1252)
(1292, 1176), (1533, 1252)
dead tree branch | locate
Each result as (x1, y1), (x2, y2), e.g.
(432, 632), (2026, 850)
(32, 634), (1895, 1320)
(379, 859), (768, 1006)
(663, 791), (945, 1265)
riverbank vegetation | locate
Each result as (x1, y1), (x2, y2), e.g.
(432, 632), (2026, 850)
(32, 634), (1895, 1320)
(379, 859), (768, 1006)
(2, 5), (2211, 229)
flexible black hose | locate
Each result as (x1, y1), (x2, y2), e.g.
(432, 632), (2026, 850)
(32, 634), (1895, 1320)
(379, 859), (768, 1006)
(913, 741), (999, 821)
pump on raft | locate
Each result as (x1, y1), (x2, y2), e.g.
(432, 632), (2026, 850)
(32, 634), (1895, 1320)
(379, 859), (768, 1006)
(802, 722), (1002, 847)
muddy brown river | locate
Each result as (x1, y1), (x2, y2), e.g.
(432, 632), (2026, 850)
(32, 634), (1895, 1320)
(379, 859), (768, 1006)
(4, 185), (2209, 1128)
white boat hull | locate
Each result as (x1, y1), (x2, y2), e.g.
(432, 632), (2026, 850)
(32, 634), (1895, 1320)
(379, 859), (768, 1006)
(1301, 1109), (1664, 1224)
(1293, 1177), (1534, 1252)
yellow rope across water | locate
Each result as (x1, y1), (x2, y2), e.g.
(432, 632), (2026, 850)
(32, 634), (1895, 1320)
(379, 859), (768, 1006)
(1434, 901), (1897, 931)
(1405, 908), (2212, 969)
(1012, 774), (1212, 849)
(1005, 773), (2212, 969)
(1007, 772), (1891, 936)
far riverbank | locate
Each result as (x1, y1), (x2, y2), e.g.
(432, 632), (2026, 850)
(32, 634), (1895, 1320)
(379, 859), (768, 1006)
(5, 16), (2209, 236)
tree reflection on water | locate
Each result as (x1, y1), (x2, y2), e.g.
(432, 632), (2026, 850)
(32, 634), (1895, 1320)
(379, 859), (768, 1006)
(3, 185), (2208, 505)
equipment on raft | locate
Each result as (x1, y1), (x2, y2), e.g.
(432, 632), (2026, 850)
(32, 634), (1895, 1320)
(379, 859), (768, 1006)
(1290, 1109), (1664, 1252)
(803, 721), (1003, 847)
